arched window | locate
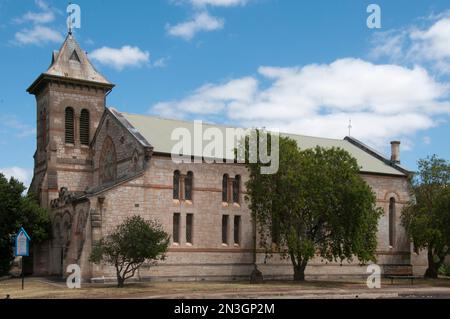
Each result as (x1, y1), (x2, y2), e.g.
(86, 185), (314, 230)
(173, 170), (180, 200)
(389, 197), (396, 247)
(99, 136), (117, 184)
(233, 175), (241, 203)
(65, 107), (74, 144)
(186, 213), (193, 244)
(222, 174), (229, 202)
(80, 109), (90, 145)
(222, 215), (229, 245)
(172, 213), (180, 244)
(185, 171), (193, 201)
(234, 215), (241, 245)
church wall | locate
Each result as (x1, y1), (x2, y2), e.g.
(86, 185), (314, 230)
(361, 174), (411, 263)
(39, 196), (92, 277)
(48, 84), (104, 172)
(81, 155), (414, 282)
(30, 87), (51, 206)
(49, 84), (105, 156)
(87, 156), (254, 280)
(31, 81), (107, 208)
(34, 87), (50, 165)
(56, 169), (92, 193)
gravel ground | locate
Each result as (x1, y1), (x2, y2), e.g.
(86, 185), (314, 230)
(1, 277), (450, 299)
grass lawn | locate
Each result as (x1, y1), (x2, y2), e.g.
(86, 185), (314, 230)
(1, 277), (450, 299)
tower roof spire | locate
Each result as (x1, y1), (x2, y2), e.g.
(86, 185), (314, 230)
(27, 33), (114, 94)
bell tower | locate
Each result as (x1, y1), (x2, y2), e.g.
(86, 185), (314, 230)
(27, 33), (114, 208)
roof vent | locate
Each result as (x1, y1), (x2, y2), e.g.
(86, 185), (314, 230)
(69, 50), (81, 62)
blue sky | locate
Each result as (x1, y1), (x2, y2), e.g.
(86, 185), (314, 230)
(1, 0), (450, 186)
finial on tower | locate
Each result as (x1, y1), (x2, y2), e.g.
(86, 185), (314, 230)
(67, 2), (73, 35)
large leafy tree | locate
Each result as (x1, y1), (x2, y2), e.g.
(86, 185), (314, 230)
(245, 136), (382, 281)
(0, 173), (51, 275)
(401, 155), (450, 279)
(90, 215), (170, 287)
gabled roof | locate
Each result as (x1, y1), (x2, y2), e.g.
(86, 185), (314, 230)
(111, 109), (409, 177)
(344, 136), (410, 175)
(27, 33), (114, 93)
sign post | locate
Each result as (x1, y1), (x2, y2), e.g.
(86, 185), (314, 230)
(14, 227), (30, 290)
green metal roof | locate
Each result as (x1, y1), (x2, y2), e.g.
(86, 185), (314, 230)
(114, 109), (407, 176)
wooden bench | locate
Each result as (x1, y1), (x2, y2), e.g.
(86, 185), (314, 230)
(383, 264), (421, 285)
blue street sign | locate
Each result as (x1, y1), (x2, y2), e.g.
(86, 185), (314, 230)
(15, 227), (31, 257)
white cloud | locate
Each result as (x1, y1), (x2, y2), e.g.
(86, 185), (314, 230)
(410, 15), (450, 60)
(167, 11), (224, 40)
(14, 25), (63, 45)
(89, 46), (150, 71)
(0, 115), (36, 138)
(423, 136), (432, 145)
(153, 77), (257, 117)
(35, 0), (50, 11)
(168, 0), (247, 40)
(370, 30), (408, 61)
(190, 0), (248, 7)
(12, 0), (63, 46)
(0, 167), (32, 188)
(152, 57), (169, 68)
(14, 0), (56, 24)
(15, 10), (55, 24)
(371, 11), (450, 74)
(150, 58), (450, 148)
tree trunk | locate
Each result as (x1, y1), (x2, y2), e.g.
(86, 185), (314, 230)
(293, 264), (307, 281)
(117, 276), (125, 288)
(424, 249), (440, 279)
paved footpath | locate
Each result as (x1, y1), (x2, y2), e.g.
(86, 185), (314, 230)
(138, 286), (450, 299)
(3, 277), (450, 299)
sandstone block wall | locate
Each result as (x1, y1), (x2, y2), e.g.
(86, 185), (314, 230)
(75, 156), (413, 282)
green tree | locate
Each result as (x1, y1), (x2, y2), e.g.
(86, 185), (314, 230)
(0, 173), (51, 275)
(401, 155), (450, 279)
(245, 136), (382, 281)
(90, 215), (170, 287)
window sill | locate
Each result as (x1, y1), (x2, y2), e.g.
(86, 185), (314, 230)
(172, 242), (180, 246)
(185, 200), (193, 205)
(233, 202), (241, 208)
(186, 243), (193, 246)
(222, 202), (229, 207)
(221, 243), (228, 247)
(173, 199), (180, 204)
(233, 243), (240, 247)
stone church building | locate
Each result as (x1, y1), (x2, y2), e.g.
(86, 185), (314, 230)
(27, 33), (426, 282)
